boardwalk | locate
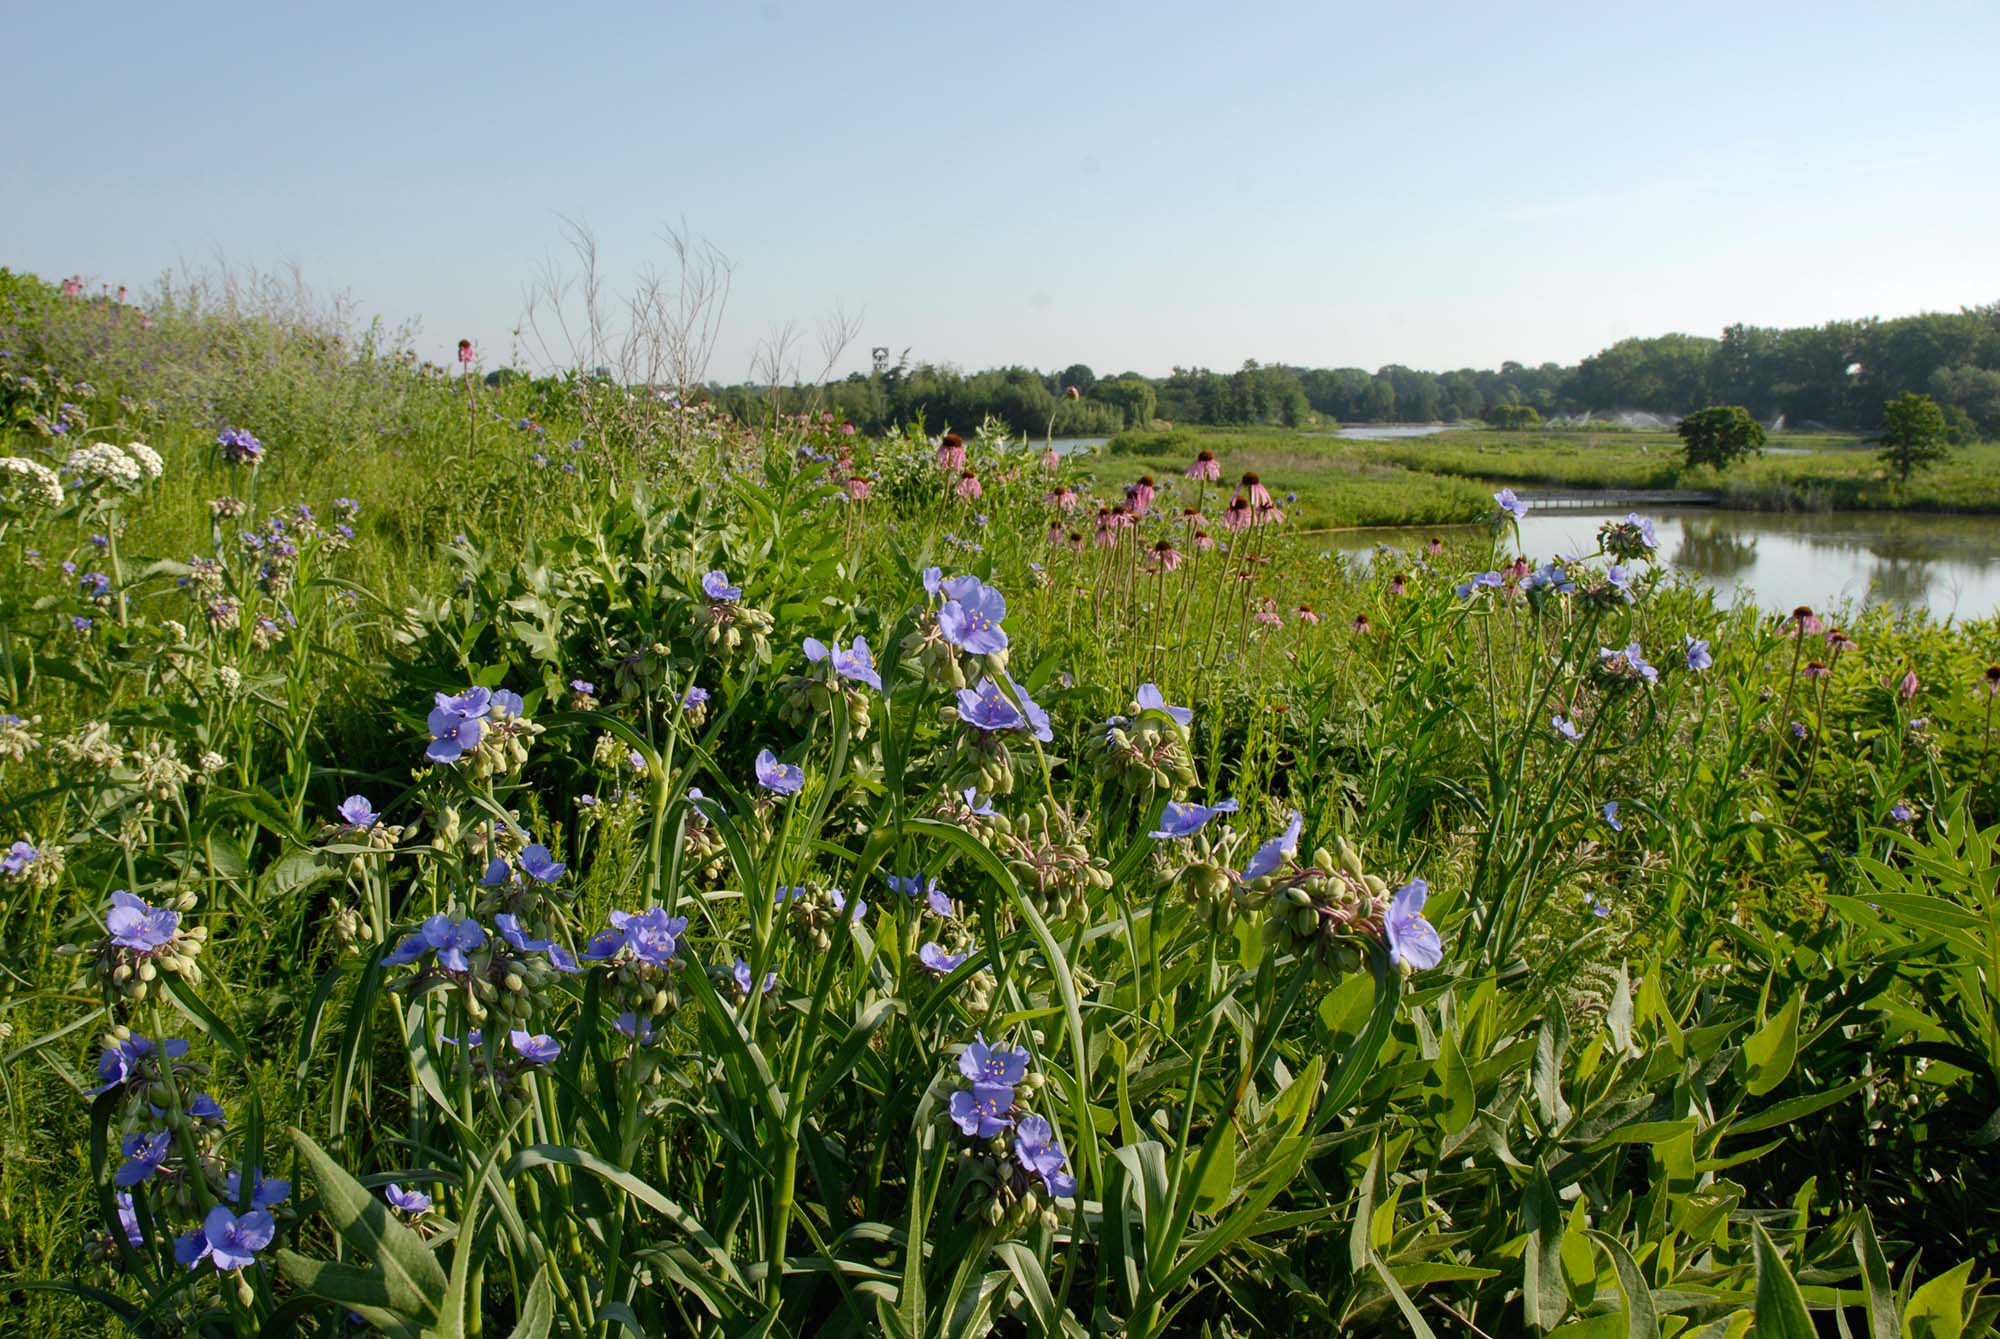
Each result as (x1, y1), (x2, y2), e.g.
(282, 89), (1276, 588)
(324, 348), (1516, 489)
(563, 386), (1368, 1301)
(1514, 488), (1721, 511)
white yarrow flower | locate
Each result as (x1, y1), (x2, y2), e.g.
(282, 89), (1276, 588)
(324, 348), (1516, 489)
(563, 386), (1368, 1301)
(0, 456), (65, 508)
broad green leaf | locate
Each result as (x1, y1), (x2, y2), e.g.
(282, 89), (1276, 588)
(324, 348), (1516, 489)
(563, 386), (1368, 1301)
(1744, 993), (1801, 1096)
(288, 1128), (447, 1322)
(1904, 1258), (1974, 1339)
(506, 1266), (554, 1339)
(1370, 1253), (1441, 1339)
(1190, 1125), (1237, 1215)
(1439, 1023), (1476, 1136)
(1853, 1210), (1896, 1339)
(1751, 1224), (1816, 1339)
(1524, 1159), (1568, 1331)
(1584, 1230), (1662, 1339)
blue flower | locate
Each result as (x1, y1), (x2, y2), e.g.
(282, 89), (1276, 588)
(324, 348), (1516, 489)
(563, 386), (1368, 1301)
(1552, 715), (1582, 741)
(425, 703), (485, 764)
(731, 958), (778, 995)
(956, 679), (1026, 733)
(383, 914), (487, 972)
(1384, 879), (1443, 971)
(179, 1204), (274, 1272)
(584, 908), (688, 966)
(1603, 800), (1623, 832)
(1135, 683), (1193, 727)
(887, 873), (939, 900)
(116, 1130), (171, 1186)
(1889, 802), (1913, 823)
(1456, 570), (1505, 600)
(223, 1168), (291, 1209)
(90, 1036), (189, 1094)
(384, 1183), (433, 1215)
(1684, 636), (1713, 672)
(1606, 565), (1635, 602)
(755, 748), (804, 795)
(949, 1083), (1016, 1137)
(613, 1011), (659, 1044)
(520, 844), (566, 883)
(830, 888), (868, 921)
(922, 566), (944, 599)
(1, 840), (36, 877)
(1007, 675), (1055, 743)
(509, 1030), (561, 1064)
(937, 579), (1010, 655)
(1149, 797), (1239, 840)
(1599, 642), (1659, 684)
(919, 943), (969, 975)
(336, 795), (379, 828)
(959, 1032), (1030, 1087)
(926, 888), (954, 917)
(832, 637), (883, 691)
(961, 788), (997, 817)
(494, 913), (552, 953)
(1494, 488), (1529, 521)
(1240, 811), (1302, 881)
(1013, 1114), (1077, 1198)
(701, 570), (741, 602)
(115, 1192), (144, 1247)
(106, 891), (179, 953)
(682, 685), (710, 710)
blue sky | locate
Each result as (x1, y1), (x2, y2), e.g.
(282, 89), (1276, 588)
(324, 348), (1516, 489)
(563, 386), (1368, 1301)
(6, 1), (1995, 379)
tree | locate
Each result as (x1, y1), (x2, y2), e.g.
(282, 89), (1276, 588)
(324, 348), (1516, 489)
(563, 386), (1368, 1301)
(1483, 402), (1541, 430)
(1676, 405), (1766, 472)
(1877, 391), (1951, 482)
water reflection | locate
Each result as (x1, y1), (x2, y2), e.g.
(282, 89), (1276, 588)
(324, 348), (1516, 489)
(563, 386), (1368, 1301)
(1337, 508), (2000, 619)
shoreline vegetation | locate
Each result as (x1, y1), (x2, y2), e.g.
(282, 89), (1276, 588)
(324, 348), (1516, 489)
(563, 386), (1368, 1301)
(1091, 425), (2000, 529)
(3, 267), (1999, 1333)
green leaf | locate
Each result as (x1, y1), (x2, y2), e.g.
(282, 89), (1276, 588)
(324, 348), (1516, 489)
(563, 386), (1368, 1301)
(1852, 1210), (1896, 1339)
(1750, 1223), (1817, 1339)
(1584, 1230), (1662, 1339)
(1439, 1022), (1475, 1136)
(1524, 1159), (1569, 1331)
(1370, 1253), (1441, 1339)
(506, 1266), (554, 1339)
(288, 1128), (447, 1322)
(1904, 1258), (1974, 1339)
(1744, 993), (1801, 1096)
(1190, 1124), (1237, 1215)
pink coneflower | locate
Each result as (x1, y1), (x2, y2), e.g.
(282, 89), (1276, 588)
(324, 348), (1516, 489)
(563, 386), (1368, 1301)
(1193, 529), (1214, 551)
(1351, 614), (1372, 636)
(846, 475), (872, 501)
(1893, 668), (1919, 701)
(457, 339), (474, 365)
(1046, 486), (1079, 511)
(1109, 503), (1132, 528)
(1254, 598), (1283, 628)
(1221, 498), (1254, 532)
(1426, 536), (1443, 556)
(1255, 501), (1285, 527)
(1046, 523), (1065, 545)
(1150, 539), (1182, 572)
(841, 422), (856, 435)
(1826, 628), (1859, 654)
(1067, 530), (1086, 553)
(1235, 472), (1273, 508)
(1094, 521), (1118, 549)
(1186, 450), (1221, 483)
(937, 434), (966, 471)
(1803, 660), (1832, 682)
(1042, 447), (1060, 470)
(956, 470), (982, 500)
(1388, 573), (1408, 596)
(1980, 664), (2000, 698)
(1505, 557), (1531, 582)
(1294, 603), (1321, 625)
(1787, 606), (1823, 637)
(1132, 475), (1156, 513)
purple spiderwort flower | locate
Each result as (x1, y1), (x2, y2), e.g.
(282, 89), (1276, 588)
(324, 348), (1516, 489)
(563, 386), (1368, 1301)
(1007, 675), (1055, 743)
(732, 957), (778, 995)
(959, 1033), (1030, 1087)
(425, 708), (484, 763)
(336, 795), (379, 828)
(2, 840), (37, 876)
(829, 888), (868, 921)
(701, 570), (741, 602)
(1013, 1115), (1077, 1198)
(178, 1204), (275, 1272)
(438, 1028), (483, 1048)
(509, 1030), (561, 1064)
(1599, 642), (1659, 684)
(223, 1169), (291, 1209)
(494, 913), (552, 953)
(755, 748), (804, 795)
(383, 914), (487, 972)
(583, 908), (688, 966)
(1134, 683), (1193, 727)
(1889, 802), (1913, 823)
(957, 679), (1026, 733)
(1150, 797), (1239, 840)
(520, 843), (565, 883)
(919, 942), (970, 975)
(116, 1130), (171, 1186)
(1552, 715), (1582, 742)
(1684, 636), (1713, 671)
(1240, 811), (1303, 881)
(937, 578), (1009, 655)
(91, 1036), (189, 1094)
(384, 1183), (433, 1215)
(1456, 570), (1505, 600)
(682, 685), (710, 711)
(926, 888), (954, 917)
(961, 788), (997, 817)
(1384, 879), (1443, 971)
(1494, 488), (1528, 521)
(613, 1011), (659, 1044)
(949, 1083), (1016, 1137)
(106, 891), (179, 953)
(115, 1192), (144, 1247)
(1603, 801), (1623, 832)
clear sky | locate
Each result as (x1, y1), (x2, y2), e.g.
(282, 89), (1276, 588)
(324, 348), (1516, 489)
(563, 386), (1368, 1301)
(6, 1), (1996, 380)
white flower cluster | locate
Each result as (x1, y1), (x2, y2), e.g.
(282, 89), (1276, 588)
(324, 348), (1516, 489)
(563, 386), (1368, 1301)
(0, 456), (65, 509)
(123, 441), (165, 480)
(62, 441), (144, 490)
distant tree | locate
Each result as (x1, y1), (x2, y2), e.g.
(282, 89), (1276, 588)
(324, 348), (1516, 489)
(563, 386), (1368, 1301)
(1676, 405), (1766, 472)
(1877, 391), (1951, 482)
(1940, 403), (1982, 445)
(1059, 363), (1097, 396)
(1483, 402), (1541, 431)
(483, 368), (523, 388)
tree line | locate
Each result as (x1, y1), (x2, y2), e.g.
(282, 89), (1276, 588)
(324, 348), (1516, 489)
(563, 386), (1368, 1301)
(703, 302), (2000, 439)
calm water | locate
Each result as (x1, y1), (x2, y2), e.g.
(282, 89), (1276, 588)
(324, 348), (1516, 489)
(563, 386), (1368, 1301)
(1327, 424), (1453, 440)
(1338, 508), (2000, 619)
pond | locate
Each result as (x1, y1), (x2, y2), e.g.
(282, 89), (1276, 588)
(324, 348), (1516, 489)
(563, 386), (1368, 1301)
(1336, 507), (2000, 620)
(1322, 424), (1455, 441)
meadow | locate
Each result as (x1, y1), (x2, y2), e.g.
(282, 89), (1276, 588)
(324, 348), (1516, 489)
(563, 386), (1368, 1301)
(2, 272), (2000, 1336)
(1097, 426), (2000, 531)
